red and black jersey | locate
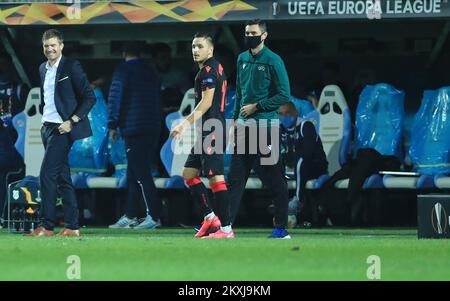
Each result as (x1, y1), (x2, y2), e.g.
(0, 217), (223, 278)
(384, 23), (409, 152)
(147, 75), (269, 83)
(194, 57), (227, 136)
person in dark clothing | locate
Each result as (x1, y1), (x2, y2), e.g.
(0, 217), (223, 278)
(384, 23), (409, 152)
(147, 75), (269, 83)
(30, 29), (96, 237)
(279, 102), (328, 219)
(170, 32), (234, 239)
(108, 41), (163, 230)
(0, 53), (29, 127)
(322, 148), (401, 226)
(0, 53), (28, 224)
(228, 19), (291, 239)
(0, 121), (24, 225)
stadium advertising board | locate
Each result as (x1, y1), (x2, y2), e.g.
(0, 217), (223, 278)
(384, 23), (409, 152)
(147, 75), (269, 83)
(0, 0), (449, 25)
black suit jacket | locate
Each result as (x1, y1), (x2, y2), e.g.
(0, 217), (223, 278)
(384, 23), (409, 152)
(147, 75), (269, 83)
(39, 55), (96, 141)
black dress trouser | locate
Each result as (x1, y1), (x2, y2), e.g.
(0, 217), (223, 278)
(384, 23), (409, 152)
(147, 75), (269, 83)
(228, 125), (289, 229)
(40, 122), (78, 230)
(124, 133), (161, 220)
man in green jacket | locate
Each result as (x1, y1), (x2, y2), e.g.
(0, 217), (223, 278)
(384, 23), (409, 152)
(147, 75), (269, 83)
(228, 19), (291, 239)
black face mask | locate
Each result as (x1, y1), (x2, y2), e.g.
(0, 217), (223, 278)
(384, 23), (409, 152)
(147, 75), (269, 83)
(245, 35), (262, 50)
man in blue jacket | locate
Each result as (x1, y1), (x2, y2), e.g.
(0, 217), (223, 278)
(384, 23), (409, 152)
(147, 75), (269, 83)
(108, 42), (163, 229)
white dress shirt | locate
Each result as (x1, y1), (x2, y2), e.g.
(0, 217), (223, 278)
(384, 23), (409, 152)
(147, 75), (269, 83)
(42, 55), (64, 124)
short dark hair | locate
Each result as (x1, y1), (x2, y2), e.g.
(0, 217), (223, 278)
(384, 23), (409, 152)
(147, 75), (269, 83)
(193, 32), (214, 47)
(246, 19), (267, 33)
(42, 29), (63, 43)
(122, 41), (142, 57)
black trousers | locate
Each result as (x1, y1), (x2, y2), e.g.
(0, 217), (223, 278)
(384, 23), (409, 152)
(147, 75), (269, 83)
(40, 123), (78, 230)
(124, 133), (161, 220)
(294, 157), (327, 203)
(323, 148), (400, 225)
(228, 125), (288, 228)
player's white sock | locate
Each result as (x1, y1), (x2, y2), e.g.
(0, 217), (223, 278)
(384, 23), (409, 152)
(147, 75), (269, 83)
(204, 212), (215, 220)
(221, 225), (232, 233)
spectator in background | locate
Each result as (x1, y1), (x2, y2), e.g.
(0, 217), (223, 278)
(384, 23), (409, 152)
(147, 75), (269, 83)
(151, 43), (191, 111)
(279, 101), (328, 226)
(0, 52), (28, 226)
(0, 52), (29, 130)
(108, 41), (163, 230)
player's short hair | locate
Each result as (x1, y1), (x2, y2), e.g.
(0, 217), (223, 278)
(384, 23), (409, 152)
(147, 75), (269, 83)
(246, 19), (267, 33)
(193, 32), (214, 47)
(42, 29), (63, 43)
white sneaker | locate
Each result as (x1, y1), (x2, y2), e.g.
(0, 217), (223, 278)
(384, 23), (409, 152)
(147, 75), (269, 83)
(134, 215), (161, 229)
(109, 215), (139, 229)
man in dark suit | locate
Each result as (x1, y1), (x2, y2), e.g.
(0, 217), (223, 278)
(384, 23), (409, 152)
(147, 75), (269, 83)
(29, 29), (95, 237)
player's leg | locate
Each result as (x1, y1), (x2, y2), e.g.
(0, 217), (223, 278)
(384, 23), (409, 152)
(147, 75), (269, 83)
(203, 157), (234, 239)
(183, 154), (220, 237)
(228, 125), (257, 224)
(257, 127), (290, 239)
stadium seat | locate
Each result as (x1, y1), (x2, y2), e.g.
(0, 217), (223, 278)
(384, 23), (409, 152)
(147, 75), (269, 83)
(13, 87), (45, 177)
(159, 88), (196, 188)
(223, 88), (236, 175)
(12, 111), (25, 159)
(76, 88), (127, 190)
(335, 83), (405, 189)
(305, 85), (351, 189)
(434, 174), (450, 189)
(70, 88), (109, 188)
(334, 174), (385, 189)
(86, 135), (128, 189)
(382, 174), (420, 189)
(383, 87), (450, 189)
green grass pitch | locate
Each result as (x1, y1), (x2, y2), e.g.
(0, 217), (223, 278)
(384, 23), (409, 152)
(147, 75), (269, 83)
(0, 227), (449, 281)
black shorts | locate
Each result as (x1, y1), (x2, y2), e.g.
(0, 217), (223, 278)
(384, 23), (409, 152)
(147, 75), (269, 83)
(184, 147), (224, 177)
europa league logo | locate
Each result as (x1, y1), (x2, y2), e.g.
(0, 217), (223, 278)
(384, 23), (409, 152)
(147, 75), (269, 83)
(272, 2), (280, 16)
(431, 203), (448, 235)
